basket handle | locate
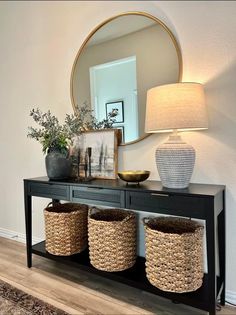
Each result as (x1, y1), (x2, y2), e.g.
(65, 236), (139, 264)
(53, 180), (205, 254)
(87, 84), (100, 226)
(122, 213), (134, 223)
(88, 207), (99, 216)
(45, 201), (61, 208)
(142, 217), (150, 226)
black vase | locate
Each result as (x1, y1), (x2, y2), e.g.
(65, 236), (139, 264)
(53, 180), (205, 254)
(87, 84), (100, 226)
(45, 148), (72, 180)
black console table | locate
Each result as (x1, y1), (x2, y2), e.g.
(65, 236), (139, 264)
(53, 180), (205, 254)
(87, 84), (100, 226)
(24, 176), (225, 315)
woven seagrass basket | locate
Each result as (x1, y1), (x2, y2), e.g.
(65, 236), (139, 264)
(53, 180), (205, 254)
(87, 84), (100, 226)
(44, 202), (88, 256)
(88, 207), (136, 272)
(143, 216), (204, 293)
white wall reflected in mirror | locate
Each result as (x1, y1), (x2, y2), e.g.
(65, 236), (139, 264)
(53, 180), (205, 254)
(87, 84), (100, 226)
(89, 56), (138, 143)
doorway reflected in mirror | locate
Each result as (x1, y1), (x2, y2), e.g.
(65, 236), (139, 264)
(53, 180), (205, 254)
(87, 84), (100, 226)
(89, 56), (139, 143)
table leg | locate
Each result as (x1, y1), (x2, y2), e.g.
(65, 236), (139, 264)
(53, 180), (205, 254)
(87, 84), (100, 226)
(206, 211), (216, 315)
(24, 181), (32, 268)
(218, 198), (226, 305)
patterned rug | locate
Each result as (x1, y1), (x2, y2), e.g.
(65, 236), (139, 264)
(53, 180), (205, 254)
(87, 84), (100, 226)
(0, 279), (69, 315)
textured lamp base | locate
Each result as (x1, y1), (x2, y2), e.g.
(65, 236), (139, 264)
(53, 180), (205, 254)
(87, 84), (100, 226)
(156, 134), (195, 189)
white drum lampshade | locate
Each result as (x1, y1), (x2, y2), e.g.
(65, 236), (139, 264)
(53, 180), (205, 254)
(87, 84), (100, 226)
(145, 83), (208, 189)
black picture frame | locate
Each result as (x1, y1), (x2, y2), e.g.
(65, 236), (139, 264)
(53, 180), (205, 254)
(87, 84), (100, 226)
(105, 101), (124, 123)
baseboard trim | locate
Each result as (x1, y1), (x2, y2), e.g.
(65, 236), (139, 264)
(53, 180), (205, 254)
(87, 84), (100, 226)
(226, 290), (236, 306)
(0, 227), (43, 245)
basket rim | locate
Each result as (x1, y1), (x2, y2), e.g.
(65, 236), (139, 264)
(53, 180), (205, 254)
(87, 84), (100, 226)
(88, 208), (135, 223)
(44, 202), (88, 214)
(144, 217), (203, 235)
(88, 214), (135, 223)
(145, 225), (203, 236)
(44, 209), (87, 216)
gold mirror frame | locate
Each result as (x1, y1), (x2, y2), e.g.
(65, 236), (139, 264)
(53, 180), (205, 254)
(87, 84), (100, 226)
(70, 11), (183, 146)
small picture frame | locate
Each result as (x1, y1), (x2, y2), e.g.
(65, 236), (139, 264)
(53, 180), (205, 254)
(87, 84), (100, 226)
(72, 129), (119, 179)
(105, 101), (124, 123)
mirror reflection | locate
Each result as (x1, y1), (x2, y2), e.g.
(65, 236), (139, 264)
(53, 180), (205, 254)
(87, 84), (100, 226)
(71, 13), (182, 145)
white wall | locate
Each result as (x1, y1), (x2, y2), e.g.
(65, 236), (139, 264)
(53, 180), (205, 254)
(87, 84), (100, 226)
(0, 1), (236, 295)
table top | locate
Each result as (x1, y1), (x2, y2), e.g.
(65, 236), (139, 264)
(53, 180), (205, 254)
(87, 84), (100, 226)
(24, 176), (225, 198)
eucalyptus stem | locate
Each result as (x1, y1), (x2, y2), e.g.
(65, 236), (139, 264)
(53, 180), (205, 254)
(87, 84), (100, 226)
(27, 102), (117, 154)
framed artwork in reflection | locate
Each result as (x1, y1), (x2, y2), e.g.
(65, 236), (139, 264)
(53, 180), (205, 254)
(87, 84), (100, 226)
(105, 101), (124, 123)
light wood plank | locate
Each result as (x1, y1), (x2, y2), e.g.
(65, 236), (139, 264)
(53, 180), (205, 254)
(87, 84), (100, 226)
(0, 237), (234, 315)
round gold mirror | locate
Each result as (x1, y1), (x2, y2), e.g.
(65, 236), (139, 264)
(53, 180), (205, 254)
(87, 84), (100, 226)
(70, 12), (182, 145)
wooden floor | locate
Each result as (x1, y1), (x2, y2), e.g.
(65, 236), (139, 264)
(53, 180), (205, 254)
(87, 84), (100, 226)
(0, 237), (235, 315)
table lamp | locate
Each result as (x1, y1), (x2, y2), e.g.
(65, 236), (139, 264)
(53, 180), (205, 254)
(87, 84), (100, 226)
(145, 82), (208, 189)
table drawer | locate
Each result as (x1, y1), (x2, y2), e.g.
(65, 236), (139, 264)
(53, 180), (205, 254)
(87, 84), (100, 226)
(71, 186), (124, 207)
(126, 191), (207, 218)
(28, 182), (70, 200)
